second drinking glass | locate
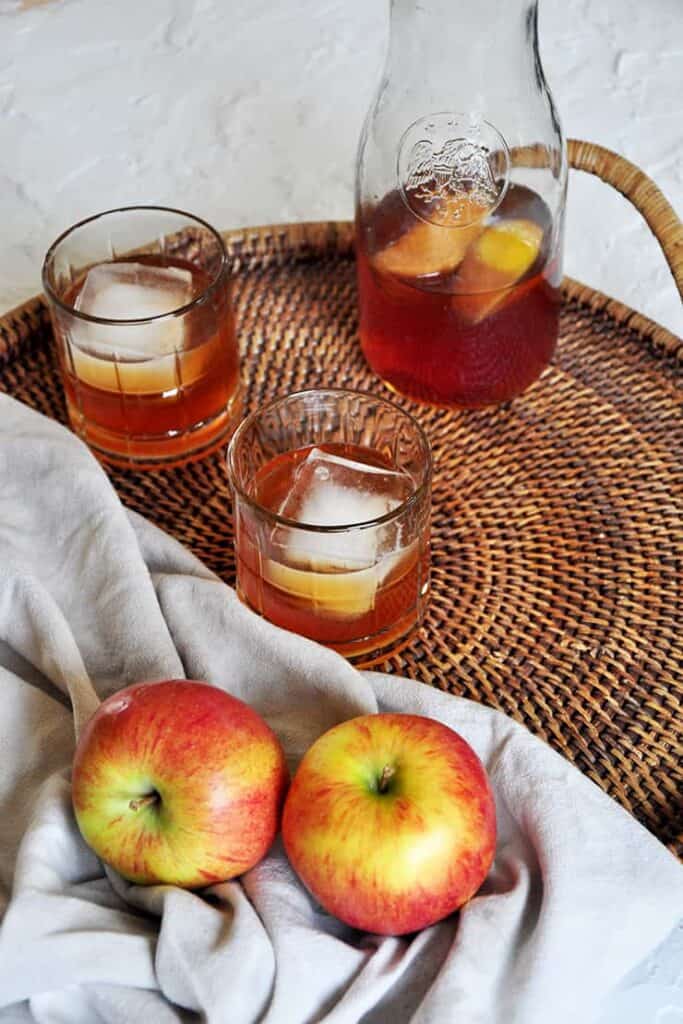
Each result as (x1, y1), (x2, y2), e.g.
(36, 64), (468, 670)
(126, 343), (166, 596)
(227, 389), (432, 665)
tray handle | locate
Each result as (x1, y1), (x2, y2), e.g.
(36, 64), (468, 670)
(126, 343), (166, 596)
(568, 139), (682, 300)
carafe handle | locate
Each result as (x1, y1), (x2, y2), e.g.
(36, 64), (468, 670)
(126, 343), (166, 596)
(568, 139), (682, 300)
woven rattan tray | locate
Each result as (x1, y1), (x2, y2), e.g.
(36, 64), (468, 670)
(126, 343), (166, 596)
(2, 140), (681, 855)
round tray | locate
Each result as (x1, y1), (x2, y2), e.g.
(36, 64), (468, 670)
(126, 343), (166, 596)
(1, 142), (681, 856)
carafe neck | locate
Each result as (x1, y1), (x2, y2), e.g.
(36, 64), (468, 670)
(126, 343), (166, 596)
(387, 0), (541, 92)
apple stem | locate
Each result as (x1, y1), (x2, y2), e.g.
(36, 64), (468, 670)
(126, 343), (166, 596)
(129, 793), (159, 812)
(378, 764), (396, 794)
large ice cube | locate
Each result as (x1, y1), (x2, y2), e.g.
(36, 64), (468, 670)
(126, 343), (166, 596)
(72, 261), (193, 358)
(266, 448), (414, 617)
(276, 448), (413, 570)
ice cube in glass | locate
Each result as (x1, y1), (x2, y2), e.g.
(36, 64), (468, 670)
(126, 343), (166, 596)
(266, 448), (414, 618)
(73, 261), (193, 357)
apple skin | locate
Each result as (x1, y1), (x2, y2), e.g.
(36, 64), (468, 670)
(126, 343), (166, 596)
(72, 680), (288, 887)
(282, 713), (496, 935)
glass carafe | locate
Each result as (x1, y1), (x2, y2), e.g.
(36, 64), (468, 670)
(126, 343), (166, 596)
(355, 0), (566, 408)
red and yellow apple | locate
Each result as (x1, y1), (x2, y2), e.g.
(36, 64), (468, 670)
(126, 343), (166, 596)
(72, 679), (288, 887)
(282, 713), (496, 935)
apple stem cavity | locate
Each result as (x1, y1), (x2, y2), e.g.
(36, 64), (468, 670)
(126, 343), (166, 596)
(377, 764), (396, 794)
(129, 792), (159, 813)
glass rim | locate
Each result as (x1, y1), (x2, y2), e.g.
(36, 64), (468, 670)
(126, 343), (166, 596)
(226, 387), (432, 533)
(41, 204), (229, 326)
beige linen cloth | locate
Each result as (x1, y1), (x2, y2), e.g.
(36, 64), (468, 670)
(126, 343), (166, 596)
(0, 393), (681, 1024)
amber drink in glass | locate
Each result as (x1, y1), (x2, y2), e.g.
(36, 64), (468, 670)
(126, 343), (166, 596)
(227, 389), (432, 665)
(43, 206), (241, 468)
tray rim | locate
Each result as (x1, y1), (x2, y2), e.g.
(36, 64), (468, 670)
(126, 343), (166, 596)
(0, 216), (680, 856)
(0, 219), (681, 370)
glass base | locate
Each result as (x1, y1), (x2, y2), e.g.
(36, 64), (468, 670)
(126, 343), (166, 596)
(339, 619), (424, 668)
(67, 390), (243, 470)
(236, 586), (426, 668)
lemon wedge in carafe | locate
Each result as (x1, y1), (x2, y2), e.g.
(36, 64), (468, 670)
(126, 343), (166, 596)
(454, 218), (544, 323)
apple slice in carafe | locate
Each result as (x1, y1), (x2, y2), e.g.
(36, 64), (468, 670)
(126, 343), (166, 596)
(372, 195), (489, 280)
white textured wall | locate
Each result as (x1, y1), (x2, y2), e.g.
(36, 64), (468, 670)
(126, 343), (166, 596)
(1, 5), (682, 1016)
(0, 0), (681, 335)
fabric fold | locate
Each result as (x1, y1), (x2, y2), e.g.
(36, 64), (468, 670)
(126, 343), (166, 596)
(0, 394), (681, 1024)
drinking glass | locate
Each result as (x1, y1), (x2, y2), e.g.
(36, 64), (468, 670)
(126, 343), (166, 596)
(227, 388), (432, 665)
(43, 206), (242, 468)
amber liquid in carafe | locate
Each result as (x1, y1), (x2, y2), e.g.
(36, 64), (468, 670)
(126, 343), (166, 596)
(357, 184), (561, 408)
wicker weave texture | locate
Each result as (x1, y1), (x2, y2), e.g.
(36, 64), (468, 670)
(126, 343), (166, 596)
(0, 144), (681, 856)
